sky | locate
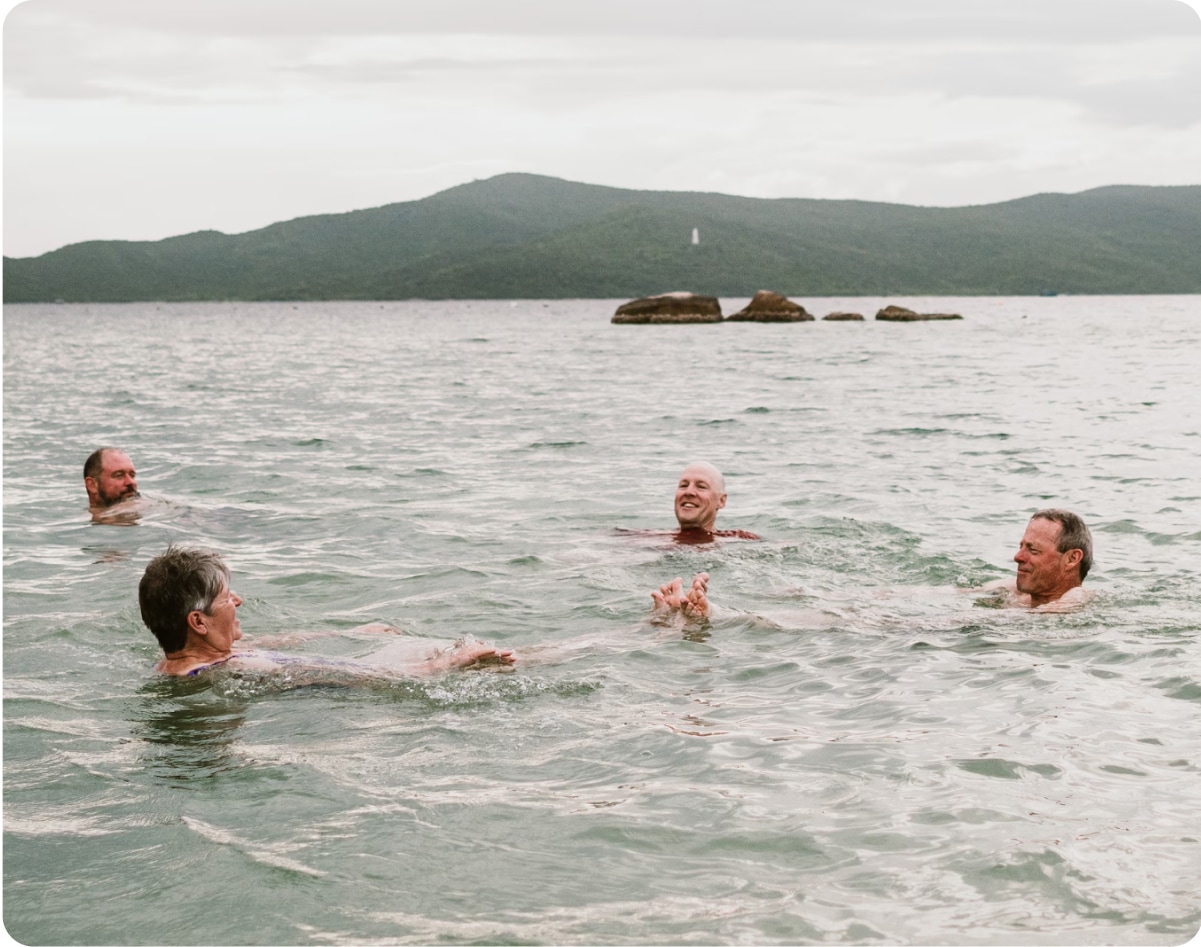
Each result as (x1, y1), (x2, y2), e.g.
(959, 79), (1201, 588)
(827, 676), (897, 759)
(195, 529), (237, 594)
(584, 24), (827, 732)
(2, 0), (1200, 258)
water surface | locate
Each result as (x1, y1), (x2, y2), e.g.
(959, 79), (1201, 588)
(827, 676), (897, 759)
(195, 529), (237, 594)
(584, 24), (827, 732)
(4, 296), (1199, 945)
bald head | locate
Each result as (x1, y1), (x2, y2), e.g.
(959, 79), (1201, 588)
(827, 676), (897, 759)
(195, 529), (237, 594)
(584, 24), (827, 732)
(683, 462), (724, 494)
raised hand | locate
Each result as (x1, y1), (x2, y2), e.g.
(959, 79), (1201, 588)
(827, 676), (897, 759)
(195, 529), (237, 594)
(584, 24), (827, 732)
(446, 642), (516, 670)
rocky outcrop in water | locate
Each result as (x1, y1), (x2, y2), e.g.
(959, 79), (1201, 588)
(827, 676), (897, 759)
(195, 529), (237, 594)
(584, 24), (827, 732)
(823, 311), (865, 321)
(875, 305), (963, 322)
(611, 292), (723, 324)
(726, 290), (814, 322)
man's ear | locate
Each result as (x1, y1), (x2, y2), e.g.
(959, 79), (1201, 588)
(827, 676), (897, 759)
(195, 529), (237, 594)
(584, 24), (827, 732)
(718, 494), (727, 510)
(1064, 548), (1083, 570)
(84, 476), (98, 497)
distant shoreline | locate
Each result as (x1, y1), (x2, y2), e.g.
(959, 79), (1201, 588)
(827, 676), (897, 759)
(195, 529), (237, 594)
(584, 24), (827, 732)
(8, 292), (1200, 310)
(5, 174), (1200, 302)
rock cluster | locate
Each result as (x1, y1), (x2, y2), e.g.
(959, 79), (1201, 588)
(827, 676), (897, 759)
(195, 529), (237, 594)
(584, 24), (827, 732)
(611, 295), (964, 324)
(726, 290), (814, 322)
(875, 305), (963, 322)
(611, 292), (723, 324)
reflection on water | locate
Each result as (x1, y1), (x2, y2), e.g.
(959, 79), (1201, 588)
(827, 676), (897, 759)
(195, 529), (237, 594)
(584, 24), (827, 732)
(131, 679), (250, 782)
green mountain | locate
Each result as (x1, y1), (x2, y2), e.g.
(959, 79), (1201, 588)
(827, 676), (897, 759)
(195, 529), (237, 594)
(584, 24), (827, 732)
(4, 173), (1200, 301)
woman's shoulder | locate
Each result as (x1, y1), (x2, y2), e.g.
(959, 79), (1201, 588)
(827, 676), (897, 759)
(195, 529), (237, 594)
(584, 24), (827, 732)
(156, 653), (236, 677)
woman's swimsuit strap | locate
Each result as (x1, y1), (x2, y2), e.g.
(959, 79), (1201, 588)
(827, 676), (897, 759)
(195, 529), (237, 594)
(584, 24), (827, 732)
(184, 654), (236, 676)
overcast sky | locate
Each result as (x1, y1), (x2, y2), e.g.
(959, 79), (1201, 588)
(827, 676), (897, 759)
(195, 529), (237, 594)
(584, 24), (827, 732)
(3, 0), (1200, 258)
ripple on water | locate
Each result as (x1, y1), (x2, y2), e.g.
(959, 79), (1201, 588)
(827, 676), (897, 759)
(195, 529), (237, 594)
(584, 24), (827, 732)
(3, 299), (1199, 946)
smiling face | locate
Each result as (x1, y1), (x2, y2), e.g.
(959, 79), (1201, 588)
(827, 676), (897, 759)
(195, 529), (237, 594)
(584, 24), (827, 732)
(1013, 517), (1084, 607)
(86, 450), (139, 507)
(674, 463), (726, 531)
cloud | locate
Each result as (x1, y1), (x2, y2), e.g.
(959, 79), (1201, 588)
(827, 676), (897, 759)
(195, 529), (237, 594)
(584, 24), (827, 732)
(6, 1), (1198, 127)
(7, 0), (1197, 41)
(7, 20), (1199, 132)
(3, 0), (1199, 257)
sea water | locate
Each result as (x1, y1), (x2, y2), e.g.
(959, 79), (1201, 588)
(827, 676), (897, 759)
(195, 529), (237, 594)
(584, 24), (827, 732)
(3, 296), (1199, 946)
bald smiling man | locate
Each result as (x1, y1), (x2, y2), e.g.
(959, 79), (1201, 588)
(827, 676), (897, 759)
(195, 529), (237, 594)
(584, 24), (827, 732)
(672, 461), (761, 545)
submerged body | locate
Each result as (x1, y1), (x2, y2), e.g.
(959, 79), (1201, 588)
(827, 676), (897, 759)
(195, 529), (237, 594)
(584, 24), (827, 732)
(174, 639), (515, 685)
(617, 526), (761, 546)
(141, 547), (514, 682)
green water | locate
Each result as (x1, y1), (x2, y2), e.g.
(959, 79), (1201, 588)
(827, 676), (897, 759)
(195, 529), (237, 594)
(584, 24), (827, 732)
(4, 297), (1199, 945)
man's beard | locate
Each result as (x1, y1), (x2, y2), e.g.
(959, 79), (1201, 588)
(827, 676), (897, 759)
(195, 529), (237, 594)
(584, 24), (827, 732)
(98, 487), (139, 507)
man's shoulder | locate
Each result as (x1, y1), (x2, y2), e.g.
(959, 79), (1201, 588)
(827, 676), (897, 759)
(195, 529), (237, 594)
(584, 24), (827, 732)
(616, 526), (763, 545)
(1036, 586), (1093, 612)
(713, 529), (763, 541)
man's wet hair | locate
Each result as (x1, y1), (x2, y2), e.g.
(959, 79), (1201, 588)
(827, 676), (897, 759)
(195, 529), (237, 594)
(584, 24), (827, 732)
(139, 545), (231, 654)
(1032, 509), (1093, 580)
(84, 447), (119, 481)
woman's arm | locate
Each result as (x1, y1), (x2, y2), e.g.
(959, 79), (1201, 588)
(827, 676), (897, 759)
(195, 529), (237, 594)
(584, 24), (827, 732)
(247, 622), (402, 649)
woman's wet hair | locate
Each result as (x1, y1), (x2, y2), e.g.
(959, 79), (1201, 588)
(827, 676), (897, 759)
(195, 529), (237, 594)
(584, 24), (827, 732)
(1032, 509), (1093, 580)
(138, 545), (231, 653)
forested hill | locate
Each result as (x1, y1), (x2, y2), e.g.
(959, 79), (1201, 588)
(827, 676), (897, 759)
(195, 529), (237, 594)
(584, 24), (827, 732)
(5, 173), (1200, 302)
